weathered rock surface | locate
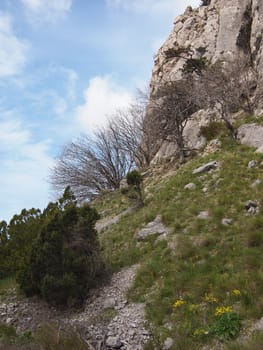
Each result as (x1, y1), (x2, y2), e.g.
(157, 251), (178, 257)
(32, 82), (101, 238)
(147, 0), (263, 162)
(151, 0), (263, 91)
(193, 161), (219, 174)
(238, 124), (263, 150)
(248, 160), (258, 168)
(163, 337), (174, 350)
(198, 211), (210, 220)
(245, 199), (260, 214)
(256, 145), (263, 153)
(222, 218), (233, 226)
(151, 110), (210, 164)
(96, 207), (134, 233)
(184, 182), (196, 190)
(135, 215), (169, 240)
(69, 265), (149, 349)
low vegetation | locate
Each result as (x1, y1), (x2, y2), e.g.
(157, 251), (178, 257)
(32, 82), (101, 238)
(0, 322), (92, 350)
(95, 134), (263, 349)
(1, 128), (263, 349)
(1, 49), (263, 348)
(1, 187), (106, 308)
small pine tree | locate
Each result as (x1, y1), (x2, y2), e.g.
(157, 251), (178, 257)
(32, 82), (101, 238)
(126, 170), (144, 208)
(17, 188), (104, 307)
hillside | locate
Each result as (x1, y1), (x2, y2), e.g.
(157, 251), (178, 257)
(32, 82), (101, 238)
(96, 132), (263, 349)
(1, 0), (263, 349)
(2, 129), (263, 349)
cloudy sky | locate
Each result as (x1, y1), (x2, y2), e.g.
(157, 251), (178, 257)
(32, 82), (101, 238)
(0, 0), (200, 222)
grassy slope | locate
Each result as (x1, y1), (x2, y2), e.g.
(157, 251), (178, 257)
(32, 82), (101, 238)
(95, 137), (263, 349)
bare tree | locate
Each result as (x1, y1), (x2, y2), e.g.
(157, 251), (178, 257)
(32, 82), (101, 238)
(147, 77), (200, 161)
(108, 93), (156, 168)
(197, 57), (262, 138)
(50, 127), (134, 201)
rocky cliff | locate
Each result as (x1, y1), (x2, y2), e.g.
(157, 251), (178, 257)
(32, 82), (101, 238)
(148, 0), (263, 163)
(151, 0), (263, 91)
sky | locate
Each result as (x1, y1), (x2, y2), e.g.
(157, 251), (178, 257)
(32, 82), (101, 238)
(0, 0), (200, 222)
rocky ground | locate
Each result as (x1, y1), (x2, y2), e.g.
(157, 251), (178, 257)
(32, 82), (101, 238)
(69, 264), (150, 349)
(0, 265), (150, 349)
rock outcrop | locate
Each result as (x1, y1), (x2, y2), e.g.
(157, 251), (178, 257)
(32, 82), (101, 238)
(238, 123), (263, 151)
(151, 0), (263, 91)
(147, 0), (263, 162)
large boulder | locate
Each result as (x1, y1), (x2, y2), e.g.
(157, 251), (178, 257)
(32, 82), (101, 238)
(238, 123), (263, 151)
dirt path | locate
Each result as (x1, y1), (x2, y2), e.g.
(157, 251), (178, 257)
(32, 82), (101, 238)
(0, 265), (150, 349)
(69, 264), (149, 349)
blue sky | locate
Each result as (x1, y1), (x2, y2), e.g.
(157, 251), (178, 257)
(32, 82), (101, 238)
(0, 0), (200, 222)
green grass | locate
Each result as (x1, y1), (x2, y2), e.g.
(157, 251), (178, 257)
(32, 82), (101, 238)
(234, 114), (263, 128)
(91, 189), (130, 218)
(224, 331), (263, 350)
(94, 137), (263, 349)
(0, 322), (90, 350)
(0, 276), (17, 302)
(0, 276), (16, 291)
(0, 323), (35, 349)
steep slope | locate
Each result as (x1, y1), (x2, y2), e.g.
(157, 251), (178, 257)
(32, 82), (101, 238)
(1, 138), (263, 349)
(98, 137), (263, 350)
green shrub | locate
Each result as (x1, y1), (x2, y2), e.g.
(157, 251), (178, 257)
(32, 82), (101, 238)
(17, 188), (105, 307)
(126, 170), (142, 187)
(126, 170), (144, 208)
(183, 57), (207, 75)
(199, 121), (227, 141)
(209, 312), (241, 340)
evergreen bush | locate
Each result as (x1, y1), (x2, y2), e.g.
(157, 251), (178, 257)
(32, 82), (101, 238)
(17, 188), (104, 307)
(199, 121), (227, 141)
(126, 170), (144, 208)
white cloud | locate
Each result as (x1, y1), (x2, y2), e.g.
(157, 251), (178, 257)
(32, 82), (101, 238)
(0, 119), (30, 149)
(75, 75), (134, 131)
(21, 0), (72, 23)
(106, 0), (200, 15)
(23, 66), (78, 117)
(0, 111), (54, 222)
(0, 12), (29, 77)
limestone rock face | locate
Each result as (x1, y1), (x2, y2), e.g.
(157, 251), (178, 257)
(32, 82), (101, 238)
(238, 123), (263, 150)
(151, 0), (263, 91)
(147, 0), (263, 162)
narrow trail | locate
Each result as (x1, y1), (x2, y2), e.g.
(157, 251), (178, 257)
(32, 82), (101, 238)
(0, 265), (150, 349)
(69, 264), (150, 349)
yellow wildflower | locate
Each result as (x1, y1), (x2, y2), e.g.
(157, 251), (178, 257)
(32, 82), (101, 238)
(204, 293), (218, 304)
(173, 299), (186, 309)
(232, 289), (241, 296)
(215, 306), (233, 316)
